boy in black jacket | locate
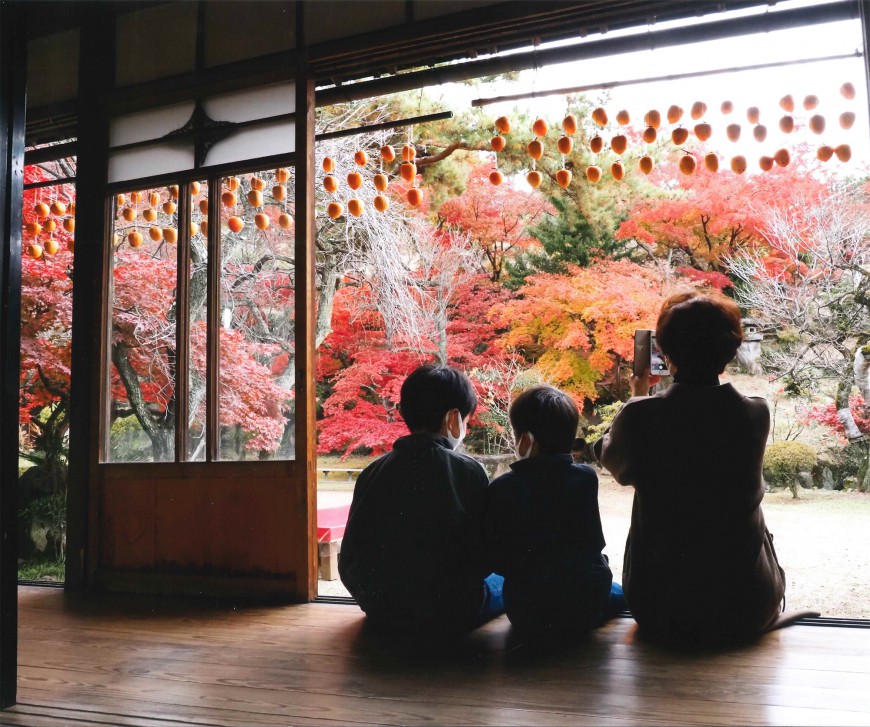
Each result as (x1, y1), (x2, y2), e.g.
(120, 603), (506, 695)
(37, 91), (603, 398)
(485, 386), (623, 636)
(340, 364), (504, 634)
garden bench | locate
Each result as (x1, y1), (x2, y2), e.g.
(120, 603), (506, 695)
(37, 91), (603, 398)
(316, 502), (351, 580)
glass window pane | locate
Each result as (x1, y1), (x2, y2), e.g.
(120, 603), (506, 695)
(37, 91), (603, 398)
(218, 168), (296, 460)
(19, 163), (76, 582)
(188, 180), (209, 461)
(107, 185), (181, 463)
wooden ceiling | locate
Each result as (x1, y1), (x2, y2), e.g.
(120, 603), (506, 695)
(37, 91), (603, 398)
(308, 1), (778, 84)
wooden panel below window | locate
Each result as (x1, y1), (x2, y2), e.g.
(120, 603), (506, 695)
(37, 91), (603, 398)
(97, 463), (308, 598)
(99, 479), (156, 570)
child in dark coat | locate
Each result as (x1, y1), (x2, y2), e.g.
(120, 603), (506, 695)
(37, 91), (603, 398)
(485, 386), (623, 636)
(340, 364), (504, 634)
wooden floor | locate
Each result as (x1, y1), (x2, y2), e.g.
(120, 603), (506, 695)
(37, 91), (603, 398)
(4, 586), (870, 727)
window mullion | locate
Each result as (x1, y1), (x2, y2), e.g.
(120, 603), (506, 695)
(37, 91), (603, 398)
(175, 183), (191, 461)
(206, 175), (221, 462)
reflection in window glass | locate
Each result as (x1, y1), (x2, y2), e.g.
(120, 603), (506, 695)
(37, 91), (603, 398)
(19, 162), (76, 582)
(218, 168), (296, 460)
(108, 185), (180, 462)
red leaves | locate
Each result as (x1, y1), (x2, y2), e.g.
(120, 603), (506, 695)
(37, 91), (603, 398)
(675, 266), (733, 291)
(20, 170), (76, 424)
(439, 164), (553, 281)
(807, 396), (870, 442)
(316, 274), (514, 457)
(616, 155), (831, 276)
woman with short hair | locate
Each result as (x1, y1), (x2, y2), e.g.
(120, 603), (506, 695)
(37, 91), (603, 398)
(595, 292), (788, 644)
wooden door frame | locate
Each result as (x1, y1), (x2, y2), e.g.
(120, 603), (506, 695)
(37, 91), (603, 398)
(294, 0), (319, 601)
(5, 0), (870, 711)
(0, 1), (27, 709)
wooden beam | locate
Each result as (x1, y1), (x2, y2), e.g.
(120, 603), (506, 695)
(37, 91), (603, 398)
(27, 1), (853, 148)
(316, 1), (856, 106)
(68, 6), (114, 590)
(308, 0), (771, 82)
(471, 52), (863, 108)
(0, 1), (27, 710)
(295, 0), (318, 602)
(24, 141), (78, 166)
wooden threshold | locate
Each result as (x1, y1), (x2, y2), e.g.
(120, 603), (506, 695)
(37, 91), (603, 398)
(7, 586), (870, 727)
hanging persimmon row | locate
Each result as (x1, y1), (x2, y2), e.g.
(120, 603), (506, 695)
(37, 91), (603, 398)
(320, 143), (421, 219)
(488, 82), (858, 187)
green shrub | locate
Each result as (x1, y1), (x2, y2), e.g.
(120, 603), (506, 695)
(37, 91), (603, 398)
(764, 441), (817, 498)
(585, 402), (624, 444)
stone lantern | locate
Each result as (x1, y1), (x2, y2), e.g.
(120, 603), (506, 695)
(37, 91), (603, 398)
(735, 318), (763, 375)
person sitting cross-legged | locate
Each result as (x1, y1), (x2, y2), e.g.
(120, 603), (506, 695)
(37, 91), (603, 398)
(485, 385), (624, 638)
(594, 292), (816, 646)
(339, 364), (504, 635)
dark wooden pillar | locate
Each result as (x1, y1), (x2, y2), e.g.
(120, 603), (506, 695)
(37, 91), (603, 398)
(0, 1), (26, 710)
(294, 0), (318, 600)
(66, 7), (114, 590)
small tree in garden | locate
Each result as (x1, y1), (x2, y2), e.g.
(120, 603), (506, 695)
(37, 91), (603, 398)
(764, 441), (818, 498)
(730, 188), (870, 491)
(470, 354), (548, 455)
(505, 195), (630, 290)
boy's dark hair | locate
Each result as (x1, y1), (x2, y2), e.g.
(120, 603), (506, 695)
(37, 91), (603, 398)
(509, 385), (580, 456)
(399, 364), (478, 433)
(656, 292), (743, 377)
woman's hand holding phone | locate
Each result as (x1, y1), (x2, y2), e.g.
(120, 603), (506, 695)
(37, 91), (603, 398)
(630, 367), (660, 397)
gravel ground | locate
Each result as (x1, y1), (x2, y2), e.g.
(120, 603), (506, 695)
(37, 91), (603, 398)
(319, 474), (870, 619)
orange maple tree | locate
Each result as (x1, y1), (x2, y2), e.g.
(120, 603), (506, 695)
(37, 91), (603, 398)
(491, 259), (698, 402)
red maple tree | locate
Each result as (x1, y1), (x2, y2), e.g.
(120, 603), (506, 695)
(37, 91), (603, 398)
(616, 147), (832, 275)
(20, 165), (76, 469)
(439, 163), (553, 281)
(316, 270), (514, 457)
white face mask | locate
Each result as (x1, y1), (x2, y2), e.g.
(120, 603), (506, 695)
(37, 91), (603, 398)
(444, 410), (466, 450)
(515, 432), (534, 460)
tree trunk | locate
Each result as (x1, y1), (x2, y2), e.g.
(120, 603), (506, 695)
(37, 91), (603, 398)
(836, 350), (870, 492)
(316, 264), (341, 348)
(852, 344), (870, 411)
(435, 287), (448, 365)
(112, 342), (174, 461)
(834, 363), (865, 442)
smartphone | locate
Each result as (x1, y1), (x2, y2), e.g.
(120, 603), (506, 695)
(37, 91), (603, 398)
(633, 329), (670, 377)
